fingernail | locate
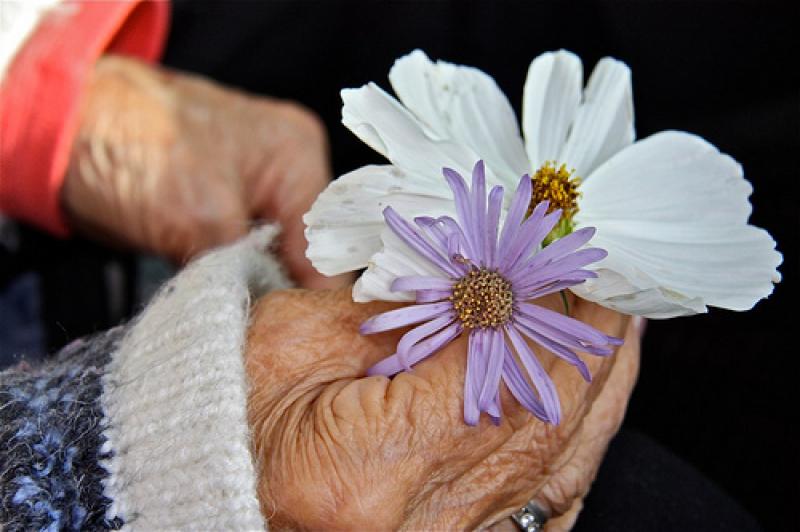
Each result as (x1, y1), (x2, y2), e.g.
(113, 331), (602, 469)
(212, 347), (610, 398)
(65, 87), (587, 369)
(632, 316), (647, 338)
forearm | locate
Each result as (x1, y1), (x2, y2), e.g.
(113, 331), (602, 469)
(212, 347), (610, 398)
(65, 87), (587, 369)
(0, 0), (168, 235)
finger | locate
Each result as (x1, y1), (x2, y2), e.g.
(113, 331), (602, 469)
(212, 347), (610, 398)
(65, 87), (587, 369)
(533, 316), (641, 530)
(248, 287), (623, 425)
(388, 298), (628, 529)
(254, 173), (350, 289)
(246, 287), (402, 408)
(541, 294), (626, 419)
(65, 56), (257, 263)
(155, 182), (250, 264)
(248, 286), (557, 402)
(473, 313), (639, 530)
(241, 100), (346, 289)
(396, 291), (625, 424)
(544, 499), (582, 532)
(246, 287), (631, 530)
(349, 297), (624, 529)
(486, 517), (519, 532)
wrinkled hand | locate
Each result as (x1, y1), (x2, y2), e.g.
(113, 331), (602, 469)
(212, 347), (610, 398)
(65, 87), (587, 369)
(63, 54), (343, 288)
(246, 288), (640, 530)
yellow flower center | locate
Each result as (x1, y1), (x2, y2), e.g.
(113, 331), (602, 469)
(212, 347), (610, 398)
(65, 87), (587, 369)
(527, 161), (582, 244)
(450, 268), (514, 329)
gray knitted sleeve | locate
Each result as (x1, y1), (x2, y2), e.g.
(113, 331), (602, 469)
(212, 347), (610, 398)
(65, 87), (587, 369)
(0, 226), (289, 531)
(1, 328), (127, 531)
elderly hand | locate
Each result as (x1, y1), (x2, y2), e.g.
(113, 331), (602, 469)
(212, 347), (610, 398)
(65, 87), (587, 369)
(62, 55), (343, 288)
(245, 287), (640, 530)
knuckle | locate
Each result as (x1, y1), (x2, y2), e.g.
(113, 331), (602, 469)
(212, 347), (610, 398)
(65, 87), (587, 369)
(252, 289), (310, 326)
(539, 463), (585, 515)
(276, 100), (327, 143)
(328, 376), (390, 432)
(272, 380), (407, 529)
(175, 195), (246, 249)
(387, 372), (436, 415)
(385, 372), (454, 444)
(183, 197), (229, 231)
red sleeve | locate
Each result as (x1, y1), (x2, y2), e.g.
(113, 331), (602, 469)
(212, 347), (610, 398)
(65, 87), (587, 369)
(0, 0), (170, 236)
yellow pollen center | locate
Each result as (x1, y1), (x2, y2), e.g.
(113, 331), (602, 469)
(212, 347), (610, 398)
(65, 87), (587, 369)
(528, 161), (582, 244)
(528, 161), (581, 218)
(449, 268), (514, 329)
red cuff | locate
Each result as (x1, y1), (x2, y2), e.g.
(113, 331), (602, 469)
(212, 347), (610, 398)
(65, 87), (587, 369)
(0, 0), (170, 236)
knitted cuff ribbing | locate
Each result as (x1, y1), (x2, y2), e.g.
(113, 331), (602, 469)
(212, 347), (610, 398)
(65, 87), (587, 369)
(100, 226), (289, 530)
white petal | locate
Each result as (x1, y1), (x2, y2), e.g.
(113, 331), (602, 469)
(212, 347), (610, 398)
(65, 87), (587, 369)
(570, 268), (706, 319)
(389, 50), (529, 183)
(353, 226), (449, 302)
(342, 82), (490, 183)
(559, 57), (635, 178)
(522, 50), (583, 169)
(304, 165), (456, 276)
(575, 131), (782, 317)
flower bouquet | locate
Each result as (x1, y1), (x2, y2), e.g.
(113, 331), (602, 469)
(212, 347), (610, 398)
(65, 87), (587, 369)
(303, 50), (782, 425)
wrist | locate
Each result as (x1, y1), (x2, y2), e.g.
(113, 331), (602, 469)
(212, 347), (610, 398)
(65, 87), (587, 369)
(0, 1), (168, 235)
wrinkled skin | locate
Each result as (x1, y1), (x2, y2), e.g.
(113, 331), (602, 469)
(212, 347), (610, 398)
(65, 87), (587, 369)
(246, 288), (640, 530)
(63, 55), (344, 288)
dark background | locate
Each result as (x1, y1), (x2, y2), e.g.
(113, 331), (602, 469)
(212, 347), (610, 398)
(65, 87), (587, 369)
(1, 1), (796, 530)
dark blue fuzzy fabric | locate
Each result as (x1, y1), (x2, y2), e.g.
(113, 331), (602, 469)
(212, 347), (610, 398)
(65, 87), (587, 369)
(1, 328), (126, 531)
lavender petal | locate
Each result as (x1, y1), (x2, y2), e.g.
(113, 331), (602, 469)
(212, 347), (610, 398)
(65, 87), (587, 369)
(383, 207), (461, 277)
(397, 313), (455, 370)
(516, 302), (616, 348)
(489, 390), (502, 425)
(439, 216), (476, 264)
(405, 321), (462, 366)
(508, 226), (597, 278)
(501, 206), (561, 274)
(415, 215), (437, 226)
(443, 168), (480, 258)
(513, 318), (593, 382)
(502, 344), (548, 420)
(500, 201), (547, 272)
(471, 161), (488, 266)
(360, 301), (452, 335)
(446, 231), (462, 264)
(415, 218), (468, 277)
(505, 324), (561, 424)
(513, 308), (614, 357)
(511, 208), (562, 267)
(486, 185), (504, 268)
(367, 356), (404, 377)
(512, 268), (598, 296)
(498, 174), (532, 262)
(414, 216), (449, 250)
(416, 289), (452, 303)
(514, 272), (598, 300)
(464, 329), (484, 426)
(392, 276), (454, 292)
(478, 328), (504, 411)
(511, 248), (608, 291)
(367, 322), (462, 377)
(606, 335), (625, 346)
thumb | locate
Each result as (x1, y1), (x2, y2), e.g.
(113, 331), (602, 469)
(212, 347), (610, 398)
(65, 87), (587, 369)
(156, 183), (250, 264)
(235, 98), (347, 289)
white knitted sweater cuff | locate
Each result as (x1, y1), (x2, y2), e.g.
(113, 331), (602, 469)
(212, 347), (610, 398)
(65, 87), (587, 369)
(100, 226), (289, 531)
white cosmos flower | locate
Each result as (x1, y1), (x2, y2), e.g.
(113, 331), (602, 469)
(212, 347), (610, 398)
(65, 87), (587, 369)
(304, 50), (782, 318)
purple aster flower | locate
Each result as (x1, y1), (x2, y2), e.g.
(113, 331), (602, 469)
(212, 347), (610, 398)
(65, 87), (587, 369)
(361, 160), (623, 426)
